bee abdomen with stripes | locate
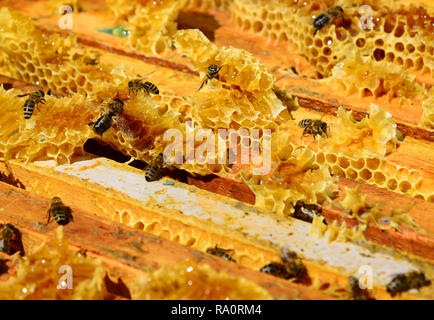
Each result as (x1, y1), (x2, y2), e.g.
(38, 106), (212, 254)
(143, 81), (159, 95)
(145, 153), (165, 182)
(47, 196), (73, 226)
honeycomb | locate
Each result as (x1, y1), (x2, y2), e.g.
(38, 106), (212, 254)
(106, 0), (188, 55)
(241, 133), (338, 215)
(174, 29), (337, 212)
(185, 0), (232, 10)
(421, 92), (434, 130)
(174, 29), (277, 93)
(340, 184), (369, 216)
(0, 8), (120, 96)
(323, 104), (399, 157)
(313, 149), (426, 199)
(339, 185), (421, 232)
(0, 25), (337, 218)
(231, 0), (433, 79)
(0, 228), (107, 300)
(327, 54), (425, 103)
(131, 260), (272, 299)
(0, 1), (432, 301)
(301, 105), (431, 200)
(0, 86), (94, 164)
(310, 214), (367, 243)
(0, 83), (336, 217)
(0, 9), (430, 215)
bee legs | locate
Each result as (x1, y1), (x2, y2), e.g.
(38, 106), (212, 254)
(198, 78), (208, 91)
(45, 210), (52, 225)
(37, 99), (46, 112)
(67, 208), (73, 222)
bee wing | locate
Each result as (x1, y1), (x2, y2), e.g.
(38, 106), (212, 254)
(136, 70), (156, 80)
(67, 207), (74, 221)
(115, 114), (136, 139)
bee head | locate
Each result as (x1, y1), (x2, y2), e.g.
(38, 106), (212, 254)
(320, 121), (327, 131)
(208, 64), (218, 72)
(51, 196), (62, 206)
(4, 223), (15, 230)
(113, 98), (124, 106)
(280, 247), (297, 262)
(336, 6), (344, 13)
(157, 153), (165, 163)
(38, 90), (45, 97)
(128, 81), (133, 89)
(110, 98), (124, 115)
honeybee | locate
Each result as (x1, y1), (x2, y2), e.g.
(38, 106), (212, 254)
(206, 245), (236, 263)
(88, 98), (124, 136)
(199, 64), (222, 91)
(145, 153), (165, 182)
(18, 89), (51, 119)
(83, 56), (99, 66)
(0, 223), (20, 255)
(313, 6), (344, 36)
(299, 119), (328, 139)
(73, 51), (100, 65)
(293, 201), (322, 223)
(77, 248), (88, 257)
(260, 262), (293, 279)
(128, 78), (159, 95)
(84, 51), (101, 65)
(280, 247), (306, 279)
(46, 196), (73, 226)
(386, 271), (431, 295)
(272, 85), (299, 120)
(348, 275), (370, 300)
